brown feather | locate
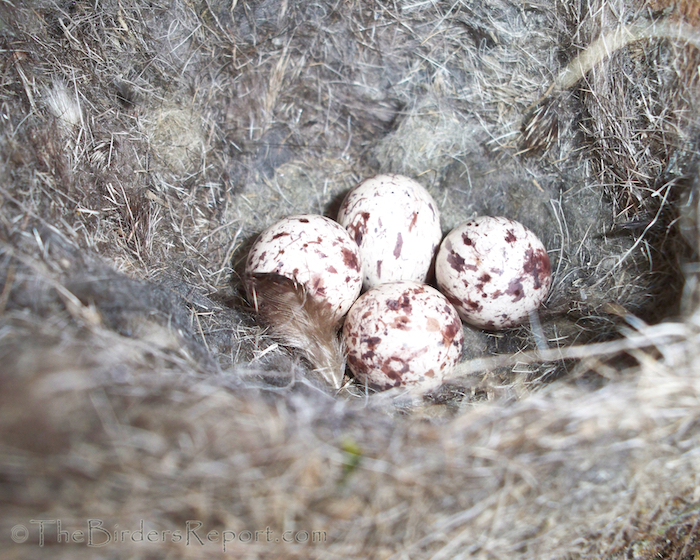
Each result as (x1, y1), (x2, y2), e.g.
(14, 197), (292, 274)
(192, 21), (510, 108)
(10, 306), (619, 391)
(246, 272), (346, 389)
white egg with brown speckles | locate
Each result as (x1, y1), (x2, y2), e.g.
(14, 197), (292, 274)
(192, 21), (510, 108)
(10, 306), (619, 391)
(337, 174), (442, 290)
(343, 281), (463, 390)
(435, 216), (552, 330)
(245, 215), (363, 323)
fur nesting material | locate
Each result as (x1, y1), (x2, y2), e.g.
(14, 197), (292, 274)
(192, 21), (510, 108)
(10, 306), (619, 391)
(436, 217), (552, 329)
(343, 281), (463, 390)
(337, 174), (442, 290)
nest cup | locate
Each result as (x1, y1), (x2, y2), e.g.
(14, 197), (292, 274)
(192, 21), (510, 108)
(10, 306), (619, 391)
(2, 1), (700, 558)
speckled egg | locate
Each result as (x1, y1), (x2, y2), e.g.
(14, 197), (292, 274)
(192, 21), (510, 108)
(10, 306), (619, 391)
(245, 215), (363, 322)
(343, 281), (464, 390)
(435, 216), (551, 330)
(337, 174), (442, 290)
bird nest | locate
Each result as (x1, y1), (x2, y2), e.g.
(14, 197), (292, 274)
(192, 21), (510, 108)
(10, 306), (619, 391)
(1, 0), (700, 558)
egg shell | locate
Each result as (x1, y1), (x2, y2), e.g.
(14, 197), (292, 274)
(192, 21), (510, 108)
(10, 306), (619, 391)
(245, 215), (363, 322)
(337, 174), (442, 290)
(435, 216), (552, 330)
(343, 281), (464, 390)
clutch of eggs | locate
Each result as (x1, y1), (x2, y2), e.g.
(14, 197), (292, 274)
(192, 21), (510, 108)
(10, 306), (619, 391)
(337, 174), (442, 290)
(243, 193), (552, 392)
